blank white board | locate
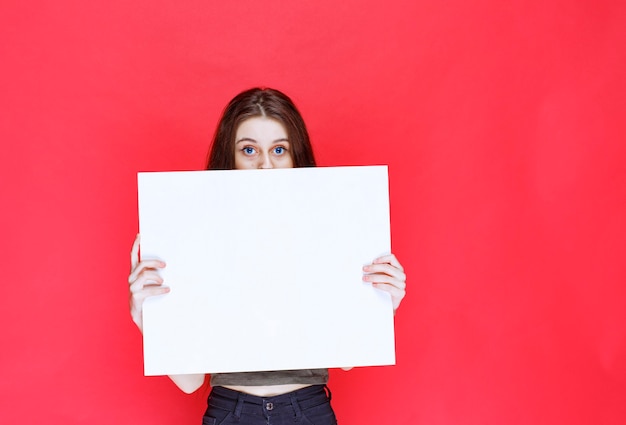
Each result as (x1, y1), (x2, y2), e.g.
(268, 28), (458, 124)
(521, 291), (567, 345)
(138, 165), (395, 376)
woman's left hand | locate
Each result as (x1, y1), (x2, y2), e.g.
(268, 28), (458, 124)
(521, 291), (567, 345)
(363, 253), (407, 313)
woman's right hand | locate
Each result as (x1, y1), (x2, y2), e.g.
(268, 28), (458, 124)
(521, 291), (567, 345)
(128, 234), (170, 333)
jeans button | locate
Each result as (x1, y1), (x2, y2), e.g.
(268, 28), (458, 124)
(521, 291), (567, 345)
(266, 402), (274, 411)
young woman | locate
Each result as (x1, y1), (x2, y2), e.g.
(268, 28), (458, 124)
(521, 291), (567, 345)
(128, 88), (407, 425)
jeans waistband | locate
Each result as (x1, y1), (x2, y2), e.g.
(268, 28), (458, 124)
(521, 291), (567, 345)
(208, 385), (331, 418)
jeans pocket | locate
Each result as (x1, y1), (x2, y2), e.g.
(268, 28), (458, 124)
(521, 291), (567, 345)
(202, 408), (233, 425)
(301, 402), (338, 425)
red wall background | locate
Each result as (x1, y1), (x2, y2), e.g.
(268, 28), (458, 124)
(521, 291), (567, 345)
(1, 1), (625, 424)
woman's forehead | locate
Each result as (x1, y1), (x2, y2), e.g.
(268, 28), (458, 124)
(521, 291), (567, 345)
(236, 117), (288, 140)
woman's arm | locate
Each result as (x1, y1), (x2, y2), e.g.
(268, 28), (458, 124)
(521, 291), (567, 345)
(128, 234), (206, 394)
(168, 374), (206, 394)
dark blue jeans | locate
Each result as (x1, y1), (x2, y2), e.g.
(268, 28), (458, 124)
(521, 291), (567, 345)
(202, 385), (338, 425)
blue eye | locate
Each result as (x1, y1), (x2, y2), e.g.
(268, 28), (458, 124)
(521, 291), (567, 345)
(243, 146), (256, 155)
(274, 146), (285, 155)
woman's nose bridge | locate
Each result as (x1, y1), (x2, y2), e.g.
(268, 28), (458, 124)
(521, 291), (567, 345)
(259, 151), (273, 169)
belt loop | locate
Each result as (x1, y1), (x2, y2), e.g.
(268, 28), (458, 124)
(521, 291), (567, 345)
(324, 384), (332, 402)
(234, 392), (246, 419)
(290, 392), (302, 420)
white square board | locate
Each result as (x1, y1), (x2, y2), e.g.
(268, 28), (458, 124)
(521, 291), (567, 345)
(138, 165), (395, 376)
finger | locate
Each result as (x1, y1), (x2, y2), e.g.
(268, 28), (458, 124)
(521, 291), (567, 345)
(130, 286), (171, 308)
(363, 273), (406, 290)
(129, 270), (164, 292)
(143, 286), (170, 297)
(372, 253), (403, 271)
(135, 285), (171, 299)
(363, 263), (406, 283)
(128, 260), (166, 285)
(372, 281), (404, 295)
(373, 283), (406, 311)
(130, 234), (141, 270)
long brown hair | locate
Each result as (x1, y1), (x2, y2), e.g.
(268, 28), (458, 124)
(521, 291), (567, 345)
(206, 88), (316, 169)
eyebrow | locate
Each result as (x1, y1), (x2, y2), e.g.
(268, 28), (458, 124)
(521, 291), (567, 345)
(235, 138), (290, 144)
